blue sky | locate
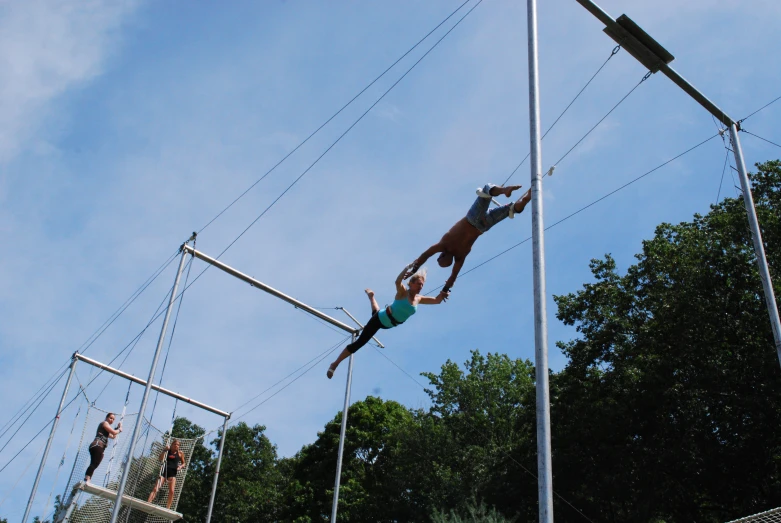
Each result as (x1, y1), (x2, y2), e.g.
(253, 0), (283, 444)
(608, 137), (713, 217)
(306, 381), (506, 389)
(2, 0), (780, 520)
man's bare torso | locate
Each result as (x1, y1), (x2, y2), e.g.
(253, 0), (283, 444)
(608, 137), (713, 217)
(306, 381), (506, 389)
(439, 217), (481, 260)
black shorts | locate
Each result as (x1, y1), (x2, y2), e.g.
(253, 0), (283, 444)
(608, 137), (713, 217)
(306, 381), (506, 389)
(162, 467), (178, 479)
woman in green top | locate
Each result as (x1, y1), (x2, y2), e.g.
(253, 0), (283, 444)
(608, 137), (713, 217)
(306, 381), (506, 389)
(327, 265), (449, 379)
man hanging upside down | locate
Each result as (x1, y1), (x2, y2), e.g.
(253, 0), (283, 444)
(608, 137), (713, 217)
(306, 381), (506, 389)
(405, 183), (532, 292)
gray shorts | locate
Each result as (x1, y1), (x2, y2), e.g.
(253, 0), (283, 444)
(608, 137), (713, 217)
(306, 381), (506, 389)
(465, 184), (512, 233)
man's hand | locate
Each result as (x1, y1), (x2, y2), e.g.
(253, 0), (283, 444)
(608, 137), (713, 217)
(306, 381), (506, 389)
(403, 262), (420, 280)
(439, 290), (450, 302)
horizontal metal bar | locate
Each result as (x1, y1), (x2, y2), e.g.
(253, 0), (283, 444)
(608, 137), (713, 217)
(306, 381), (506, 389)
(75, 353), (230, 418)
(338, 307), (384, 348)
(657, 64), (733, 126)
(574, 0), (734, 126)
(183, 245), (358, 335)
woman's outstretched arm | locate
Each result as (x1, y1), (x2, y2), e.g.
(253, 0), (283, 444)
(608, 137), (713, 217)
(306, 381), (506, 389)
(395, 264), (412, 296)
(418, 290), (450, 305)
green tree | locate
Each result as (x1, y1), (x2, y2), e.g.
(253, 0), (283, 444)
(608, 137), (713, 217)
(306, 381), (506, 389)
(208, 422), (282, 522)
(552, 161), (781, 522)
(432, 499), (518, 522)
(283, 396), (416, 522)
(418, 351), (538, 521)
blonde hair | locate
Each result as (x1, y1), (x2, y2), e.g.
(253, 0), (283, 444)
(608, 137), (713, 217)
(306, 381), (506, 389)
(410, 267), (427, 284)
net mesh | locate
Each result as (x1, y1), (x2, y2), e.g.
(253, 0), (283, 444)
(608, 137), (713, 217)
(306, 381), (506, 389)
(726, 508), (781, 523)
(58, 405), (197, 523)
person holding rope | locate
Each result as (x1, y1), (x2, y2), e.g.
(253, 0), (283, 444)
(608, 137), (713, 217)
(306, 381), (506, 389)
(147, 439), (185, 509)
(84, 412), (122, 483)
(327, 265), (449, 379)
(406, 183), (531, 293)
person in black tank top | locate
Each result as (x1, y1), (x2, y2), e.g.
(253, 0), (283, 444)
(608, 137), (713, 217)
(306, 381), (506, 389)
(147, 439), (185, 510)
(84, 412), (122, 482)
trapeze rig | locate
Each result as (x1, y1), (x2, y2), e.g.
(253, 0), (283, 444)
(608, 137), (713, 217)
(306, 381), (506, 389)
(25, 351), (230, 523)
(179, 243), (384, 522)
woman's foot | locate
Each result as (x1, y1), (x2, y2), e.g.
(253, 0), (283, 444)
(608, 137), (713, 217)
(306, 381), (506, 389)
(327, 363), (338, 379)
(365, 289), (374, 299)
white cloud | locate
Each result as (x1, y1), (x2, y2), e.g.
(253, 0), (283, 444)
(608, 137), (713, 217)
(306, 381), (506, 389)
(0, 0), (138, 164)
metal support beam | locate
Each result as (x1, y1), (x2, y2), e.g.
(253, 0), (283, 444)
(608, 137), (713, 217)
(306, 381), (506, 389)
(23, 355), (78, 523)
(109, 245), (189, 523)
(729, 126), (781, 363)
(527, 0), (554, 520)
(183, 245), (358, 335)
(573, 0), (781, 372)
(573, 0), (733, 126)
(74, 354), (229, 418)
(330, 337), (355, 523)
(205, 417), (230, 523)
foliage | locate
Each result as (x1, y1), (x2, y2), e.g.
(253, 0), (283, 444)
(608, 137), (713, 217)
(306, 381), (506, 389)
(551, 160), (781, 522)
(431, 499), (518, 523)
(207, 422), (283, 522)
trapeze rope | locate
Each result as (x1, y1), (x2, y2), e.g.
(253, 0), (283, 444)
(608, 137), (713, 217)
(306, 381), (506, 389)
(503, 44), (622, 185)
(102, 381), (132, 487)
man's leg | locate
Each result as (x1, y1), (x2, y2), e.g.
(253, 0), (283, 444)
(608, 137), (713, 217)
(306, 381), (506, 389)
(466, 184), (496, 232)
(483, 189), (532, 230)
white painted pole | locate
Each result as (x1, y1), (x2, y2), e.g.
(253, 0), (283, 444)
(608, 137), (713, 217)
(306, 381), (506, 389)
(330, 340), (355, 522)
(729, 126), (781, 364)
(109, 245), (189, 523)
(23, 356), (78, 523)
(526, 0), (554, 520)
(205, 416), (230, 523)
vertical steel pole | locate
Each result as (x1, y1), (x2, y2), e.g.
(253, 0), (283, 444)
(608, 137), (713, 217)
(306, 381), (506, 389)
(23, 355), (79, 523)
(729, 126), (781, 365)
(205, 417), (230, 523)
(330, 341), (355, 523)
(526, 0), (554, 520)
(109, 246), (189, 523)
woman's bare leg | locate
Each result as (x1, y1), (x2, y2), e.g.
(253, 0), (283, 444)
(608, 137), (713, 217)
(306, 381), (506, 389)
(165, 477), (176, 509)
(365, 288), (380, 313)
(327, 348), (352, 379)
(147, 478), (162, 503)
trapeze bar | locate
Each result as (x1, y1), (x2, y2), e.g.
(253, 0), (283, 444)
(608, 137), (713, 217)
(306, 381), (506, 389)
(72, 481), (183, 520)
(182, 244), (359, 335)
(74, 354), (230, 418)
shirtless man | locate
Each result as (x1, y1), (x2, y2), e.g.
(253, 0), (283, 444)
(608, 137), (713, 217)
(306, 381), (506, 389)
(405, 183), (532, 292)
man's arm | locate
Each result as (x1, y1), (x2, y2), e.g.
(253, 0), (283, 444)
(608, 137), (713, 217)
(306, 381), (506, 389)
(444, 257), (465, 292)
(405, 242), (444, 279)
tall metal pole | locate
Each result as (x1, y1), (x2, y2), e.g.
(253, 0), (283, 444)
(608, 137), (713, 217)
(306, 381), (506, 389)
(330, 339), (355, 523)
(23, 355), (79, 523)
(205, 416), (230, 523)
(729, 126), (781, 363)
(527, 0), (554, 520)
(109, 245), (189, 523)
